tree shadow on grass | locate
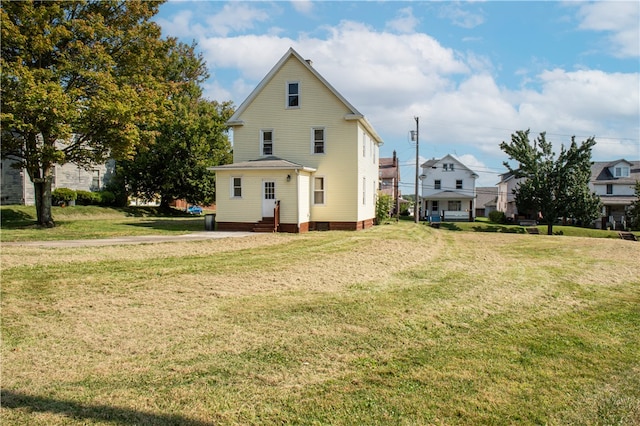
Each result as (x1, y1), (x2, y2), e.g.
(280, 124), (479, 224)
(472, 225), (526, 234)
(0, 208), (36, 228)
(439, 223), (463, 231)
(1, 389), (215, 426)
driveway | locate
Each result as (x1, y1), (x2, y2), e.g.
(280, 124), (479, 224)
(2, 231), (256, 248)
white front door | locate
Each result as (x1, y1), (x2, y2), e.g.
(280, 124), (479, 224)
(262, 180), (276, 217)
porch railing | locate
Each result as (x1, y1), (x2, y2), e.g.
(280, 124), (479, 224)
(274, 200), (280, 232)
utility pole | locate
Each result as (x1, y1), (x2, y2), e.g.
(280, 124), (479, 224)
(413, 117), (419, 224)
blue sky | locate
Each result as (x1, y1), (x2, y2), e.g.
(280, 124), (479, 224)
(155, 1), (640, 188)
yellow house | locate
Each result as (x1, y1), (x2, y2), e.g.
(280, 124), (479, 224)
(210, 48), (383, 233)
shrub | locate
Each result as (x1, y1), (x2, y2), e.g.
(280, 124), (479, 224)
(488, 210), (506, 224)
(76, 190), (100, 205)
(97, 191), (116, 206)
(376, 193), (393, 224)
(52, 188), (77, 205)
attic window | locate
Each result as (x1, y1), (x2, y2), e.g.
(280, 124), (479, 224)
(614, 166), (629, 177)
(287, 82), (299, 108)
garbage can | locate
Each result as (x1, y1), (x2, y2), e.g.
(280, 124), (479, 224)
(204, 213), (216, 231)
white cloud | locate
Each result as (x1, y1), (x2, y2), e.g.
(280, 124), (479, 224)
(192, 12), (637, 172)
(154, 9), (196, 38)
(438, 3), (485, 29)
(291, 0), (314, 15)
(514, 69), (640, 144)
(206, 3), (271, 37)
(385, 7), (420, 34)
(455, 154), (497, 187)
(575, 1), (640, 58)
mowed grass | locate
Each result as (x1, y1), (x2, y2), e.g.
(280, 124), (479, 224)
(1, 221), (639, 425)
(1, 205), (206, 242)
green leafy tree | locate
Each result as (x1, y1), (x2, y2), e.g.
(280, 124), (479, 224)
(118, 42), (234, 209)
(376, 192), (393, 224)
(500, 130), (599, 235)
(626, 181), (640, 231)
(1, 0), (168, 226)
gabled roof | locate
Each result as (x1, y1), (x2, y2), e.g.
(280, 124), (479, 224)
(420, 154), (479, 178)
(226, 47), (383, 145)
(379, 156), (399, 180)
(209, 156), (316, 172)
(591, 159), (640, 184)
(605, 159), (633, 168)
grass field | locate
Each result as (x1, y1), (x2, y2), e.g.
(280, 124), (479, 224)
(1, 205), (207, 242)
(1, 215), (639, 424)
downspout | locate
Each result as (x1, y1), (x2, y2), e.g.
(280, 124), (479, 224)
(295, 169), (300, 232)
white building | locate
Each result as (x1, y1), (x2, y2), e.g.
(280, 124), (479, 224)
(420, 154), (478, 222)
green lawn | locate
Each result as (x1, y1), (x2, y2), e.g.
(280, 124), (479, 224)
(1, 205), (207, 242)
(2, 220), (639, 425)
(3, 205), (634, 242)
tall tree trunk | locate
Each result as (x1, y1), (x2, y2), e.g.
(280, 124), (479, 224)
(33, 177), (55, 228)
(159, 195), (173, 212)
(28, 156), (56, 228)
(547, 222), (553, 236)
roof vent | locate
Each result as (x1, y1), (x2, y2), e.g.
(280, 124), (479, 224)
(306, 59), (313, 66)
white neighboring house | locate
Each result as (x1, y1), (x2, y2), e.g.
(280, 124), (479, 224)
(496, 171), (525, 221)
(590, 159), (639, 229)
(1, 157), (113, 205)
(420, 154), (478, 222)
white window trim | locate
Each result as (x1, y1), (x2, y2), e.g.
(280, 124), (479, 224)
(313, 176), (326, 205)
(614, 166), (629, 177)
(372, 180), (376, 205)
(260, 129), (274, 157)
(311, 127), (326, 155)
(286, 81), (300, 109)
(362, 177), (366, 205)
(231, 176), (243, 199)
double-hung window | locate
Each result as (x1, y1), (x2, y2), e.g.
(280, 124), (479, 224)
(91, 170), (100, 190)
(434, 180), (441, 190)
(448, 200), (461, 211)
(456, 180), (463, 189)
(314, 177), (325, 205)
(261, 130), (273, 156)
(312, 128), (325, 154)
(232, 177), (242, 198)
(606, 184), (613, 195)
(287, 82), (299, 108)
(362, 177), (366, 205)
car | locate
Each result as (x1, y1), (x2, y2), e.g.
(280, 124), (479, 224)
(187, 205), (203, 215)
